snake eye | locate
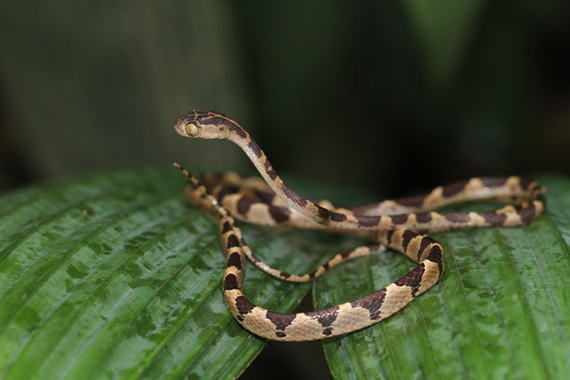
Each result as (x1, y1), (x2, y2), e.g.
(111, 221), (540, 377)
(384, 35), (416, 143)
(186, 123), (200, 137)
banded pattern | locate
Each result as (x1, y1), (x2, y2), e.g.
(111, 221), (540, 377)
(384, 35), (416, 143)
(174, 110), (546, 341)
(175, 164), (444, 341)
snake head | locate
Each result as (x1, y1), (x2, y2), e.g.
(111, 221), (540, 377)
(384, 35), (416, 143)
(174, 110), (232, 139)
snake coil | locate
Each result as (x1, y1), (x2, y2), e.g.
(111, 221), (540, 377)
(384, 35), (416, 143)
(174, 110), (546, 342)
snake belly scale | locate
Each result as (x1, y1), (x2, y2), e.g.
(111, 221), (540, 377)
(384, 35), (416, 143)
(174, 110), (546, 342)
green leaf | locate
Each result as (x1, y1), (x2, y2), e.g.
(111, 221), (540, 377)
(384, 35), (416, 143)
(318, 175), (570, 380)
(1, 169), (569, 379)
(0, 167), (349, 379)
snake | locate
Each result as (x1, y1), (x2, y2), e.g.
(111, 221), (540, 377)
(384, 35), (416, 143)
(173, 109), (546, 342)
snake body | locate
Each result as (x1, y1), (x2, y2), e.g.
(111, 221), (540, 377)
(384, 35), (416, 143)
(174, 110), (546, 342)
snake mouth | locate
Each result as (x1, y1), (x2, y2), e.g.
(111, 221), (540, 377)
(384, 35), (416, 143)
(174, 119), (187, 136)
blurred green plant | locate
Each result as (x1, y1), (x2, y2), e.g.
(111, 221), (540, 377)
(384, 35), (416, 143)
(2, 1), (569, 195)
(401, 0), (488, 91)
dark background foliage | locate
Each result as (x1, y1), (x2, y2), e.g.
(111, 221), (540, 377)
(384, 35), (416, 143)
(1, 1), (569, 197)
(1, 1), (569, 379)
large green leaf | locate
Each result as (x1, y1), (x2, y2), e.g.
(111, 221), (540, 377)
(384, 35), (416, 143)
(1, 169), (569, 379)
(319, 175), (570, 379)
(0, 167), (348, 379)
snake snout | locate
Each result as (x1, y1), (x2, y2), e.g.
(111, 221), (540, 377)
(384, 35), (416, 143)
(174, 118), (187, 136)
